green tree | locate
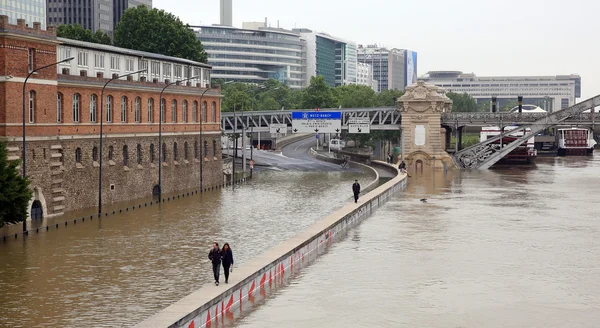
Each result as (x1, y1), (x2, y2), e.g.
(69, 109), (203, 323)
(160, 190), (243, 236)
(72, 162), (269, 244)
(0, 142), (33, 227)
(477, 100), (492, 112)
(501, 100), (519, 112)
(334, 84), (377, 108)
(114, 5), (207, 63)
(447, 92), (477, 112)
(57, 24), (112, 45)
(376, 89), (405, 106)
(92, 29), (112, 45)
(302, 76), (338, 109)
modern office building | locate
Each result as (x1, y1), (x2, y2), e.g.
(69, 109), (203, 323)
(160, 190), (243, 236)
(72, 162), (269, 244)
(357, 62), (378, 92)
(219, 0), (232, 26)
(46, 0), (152, 35)
(294, 28), (357, 88)
(420, 71), (582, 112)
(1, 0), (46, 29)
(357, 45), (417, 91)
(194, 24), (306, 89)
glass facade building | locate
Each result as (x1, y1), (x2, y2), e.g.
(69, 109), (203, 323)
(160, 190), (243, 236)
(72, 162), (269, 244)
(195, 25), (306, 89)
(1, 0), (46, 29)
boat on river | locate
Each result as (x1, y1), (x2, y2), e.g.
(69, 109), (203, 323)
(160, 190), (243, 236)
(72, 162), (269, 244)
(480, 126), (537, 164)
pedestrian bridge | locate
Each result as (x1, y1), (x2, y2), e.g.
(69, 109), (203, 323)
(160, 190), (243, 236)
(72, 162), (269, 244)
(220, 107), (600, 133)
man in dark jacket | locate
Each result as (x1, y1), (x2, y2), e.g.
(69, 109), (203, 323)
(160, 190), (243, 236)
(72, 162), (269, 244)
(208, 242), (222, 285)
(352, 179), (361, 203)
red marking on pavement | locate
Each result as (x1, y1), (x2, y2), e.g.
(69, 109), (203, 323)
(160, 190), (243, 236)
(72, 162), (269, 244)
(302, 253), (305, 261)
(215, 304), (219, 319)
(239, 289), (243, 311)
(206, 312), (211, 327)
(221, 301), (224, 315)
(260, 272), (266, 287)
(269, 270), (272, 286)
(248, 280), (255, 297)
(226, 295), (234, 313)
(188, 320), (195, 328)
(281, 263), (285, 275)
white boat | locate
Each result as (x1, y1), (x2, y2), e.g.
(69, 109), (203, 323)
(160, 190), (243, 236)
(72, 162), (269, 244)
(557, 128), (596, 156)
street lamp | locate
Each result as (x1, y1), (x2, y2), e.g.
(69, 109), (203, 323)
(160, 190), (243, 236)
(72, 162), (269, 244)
(22, 56), (74, 179)
(98, 68), (147, 216)
(155, 75), (199, 199)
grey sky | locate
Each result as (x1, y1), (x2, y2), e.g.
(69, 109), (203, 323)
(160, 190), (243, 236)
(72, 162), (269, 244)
(154, 0), (599, 99)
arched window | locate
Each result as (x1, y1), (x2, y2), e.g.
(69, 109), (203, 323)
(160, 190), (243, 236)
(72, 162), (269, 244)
(75, 147), (82, 163)
(72, 93), (80, 123)
(192, 101), (198, 122)
(106, 95), (113, 122)
(135, 97), (141, 123)
(121, 96), (128, 122)
(122, 145), (129, 166)
(201, 101), (207, 122)
(137, 144), (142, 164)
(184, 142), (188, 160)
(150, 144), (155, 163)
(212, 101), (217, 122)
(160, 98), (165, 123)
(28, 90), (35, 123)
(171, 99), (177, 123)
(90, 94), (97, 123)
(108, 145), (114, 160)
(203, 140), (208, 157)
(194, 141), (199, 159)
(57, 92), (63, 123)
(173, 142), (178, 161)
(92, 146), (98, 162)
(213, 140), (217, 157)
(182, 100), (187, 123)
(162, 143), (167, 162)
(147, 98), (154, 123)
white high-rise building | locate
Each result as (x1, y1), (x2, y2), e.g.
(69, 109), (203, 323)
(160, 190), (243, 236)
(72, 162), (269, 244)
(220, 0), (232, 26)
(357, 62), (378, 92)
(1, 0), (46, 29)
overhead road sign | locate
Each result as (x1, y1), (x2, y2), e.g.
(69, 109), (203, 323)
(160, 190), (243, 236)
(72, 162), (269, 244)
(348, 117), (371, 134)
(269, 123), (287, 134)
(292, 111), (342, 134)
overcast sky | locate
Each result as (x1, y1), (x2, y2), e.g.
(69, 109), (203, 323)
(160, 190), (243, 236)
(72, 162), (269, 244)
(154, 0), (599, 99)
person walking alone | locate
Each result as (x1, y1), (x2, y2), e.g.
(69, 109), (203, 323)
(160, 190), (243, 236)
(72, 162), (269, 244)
(352, 179), (361, 203)
(208, 242), (222, 286)
(221, 243), (234, 284)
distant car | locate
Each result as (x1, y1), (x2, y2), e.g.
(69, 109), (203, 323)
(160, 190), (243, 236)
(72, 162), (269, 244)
(329, 139), (346, 151)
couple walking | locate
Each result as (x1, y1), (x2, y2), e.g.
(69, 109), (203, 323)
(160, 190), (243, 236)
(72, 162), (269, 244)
(208, 242), (234, 286)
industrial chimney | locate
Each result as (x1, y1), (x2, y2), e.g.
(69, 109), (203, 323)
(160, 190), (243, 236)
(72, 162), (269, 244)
(220, 0), (232, 26)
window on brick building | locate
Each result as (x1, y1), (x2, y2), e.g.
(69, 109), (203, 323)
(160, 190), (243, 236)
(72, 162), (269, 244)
(163, 63), (171, 80)
(174, 65), (182, 79)
(150, 144), (155, 163)
(137, 144), (142, 164)
(184, 142), (188, 160)
(108, 146), (114, 160)
(182, 100), (187, 123)
(77, 50), (88, 67)
(28, 48), (35, 73)
(121, 96), (127, 123)
(203, 140), (208, 157)
(192, 101), (198, 122)
(122, 145), (129, 166)
(126, 58), (135, 72)
(173, 142), (178, 161)
(194, 141), (198, 159)
(212, 102), (217, 122)
(213, 140), (217, 158)
(57, 93), (63, 123)
(75, 148), (82, 163)
(90, 94), (97, 123)
(171, 100), (177, 123)
(151, 61), (160, 78)
(162, 143), (167, 162)
(94, 53), (104, 69)
(92, 146), (98, 162)
(106, 96), (113, 122)
(148, 98), (154, 123)
(135, 97), (141, 123)
(28, 90), (36, 123)
(201, 101), (207, 122)
(110, 55), (120, 70)
(139, 59), (148, 78)
(160, 99), (165, 123)
(72, 93), (80, 123)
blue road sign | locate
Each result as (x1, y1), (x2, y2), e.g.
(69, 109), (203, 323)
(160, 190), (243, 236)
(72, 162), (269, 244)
(291, 112), (342, 120)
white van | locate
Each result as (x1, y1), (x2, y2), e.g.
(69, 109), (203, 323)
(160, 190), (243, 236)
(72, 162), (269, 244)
(329, 139), (346, 150)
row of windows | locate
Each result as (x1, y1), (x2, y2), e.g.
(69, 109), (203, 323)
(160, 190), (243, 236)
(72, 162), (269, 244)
(27, 92), (219, 124)
(73, 141), (219, 166)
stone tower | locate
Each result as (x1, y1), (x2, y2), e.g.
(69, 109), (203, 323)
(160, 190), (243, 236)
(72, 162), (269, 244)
(398, 81), (455, 172)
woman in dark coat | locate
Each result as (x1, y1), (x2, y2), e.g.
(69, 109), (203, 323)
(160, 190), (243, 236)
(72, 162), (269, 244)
(221, 243), (234, 284)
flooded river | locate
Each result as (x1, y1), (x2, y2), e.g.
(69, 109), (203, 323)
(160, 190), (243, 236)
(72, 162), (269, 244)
(0, 169), (374, 328)
(235, 157), (600, 328)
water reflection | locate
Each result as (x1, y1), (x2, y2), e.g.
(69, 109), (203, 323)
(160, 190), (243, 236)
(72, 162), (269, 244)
(0, 169), (375, 328)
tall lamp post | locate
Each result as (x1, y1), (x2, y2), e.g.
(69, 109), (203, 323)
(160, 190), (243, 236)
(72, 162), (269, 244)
(98, 69), (147, 216)
(156, 75), (199, 200)
(21, 56), (74, 232)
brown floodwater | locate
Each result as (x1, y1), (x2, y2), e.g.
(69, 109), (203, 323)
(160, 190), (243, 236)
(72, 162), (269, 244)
(0, 169), (375, 328)
(235, 157), (600, 328)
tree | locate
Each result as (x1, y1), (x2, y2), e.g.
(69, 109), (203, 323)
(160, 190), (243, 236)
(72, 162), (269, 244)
(446, 92), (477, 112)
(57, 24), (112, 45)
(376, 89), (405, 106)
(302, 76), (338, 109)
(334, 84), (377, 108)
(114, 6), (208, 63)
(0, 142), (33, 227)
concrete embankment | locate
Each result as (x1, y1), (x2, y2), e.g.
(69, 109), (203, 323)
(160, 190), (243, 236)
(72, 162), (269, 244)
(135, 161), (406, 328)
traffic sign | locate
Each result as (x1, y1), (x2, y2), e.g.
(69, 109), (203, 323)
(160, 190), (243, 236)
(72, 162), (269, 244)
(348, 117), (370, 134)
(291, 111), (342, 133)
(269, 123), (287, 134)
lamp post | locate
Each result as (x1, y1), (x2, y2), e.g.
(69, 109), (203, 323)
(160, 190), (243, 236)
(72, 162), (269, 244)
(22, 56), (74, 180)
(156, 75), (199, 200)
(98, 68), (146, 217)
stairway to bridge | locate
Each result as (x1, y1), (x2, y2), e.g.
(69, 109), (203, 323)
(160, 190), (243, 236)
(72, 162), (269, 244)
(453, 95), (600, 169)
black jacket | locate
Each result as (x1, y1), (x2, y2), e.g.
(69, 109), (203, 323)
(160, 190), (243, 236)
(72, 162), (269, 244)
(352, 182), (361, 194)
(399, 162), (406, 169)
(221, 249), (234, 266)
(208, 248), (221, 264)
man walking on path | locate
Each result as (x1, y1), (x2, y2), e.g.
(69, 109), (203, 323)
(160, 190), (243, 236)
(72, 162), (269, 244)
(208, 242), (222, 286)
(352, 179), (361, 203)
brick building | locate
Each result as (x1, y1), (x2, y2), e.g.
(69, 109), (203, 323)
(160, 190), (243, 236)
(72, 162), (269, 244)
(0, 15), (223, 220)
